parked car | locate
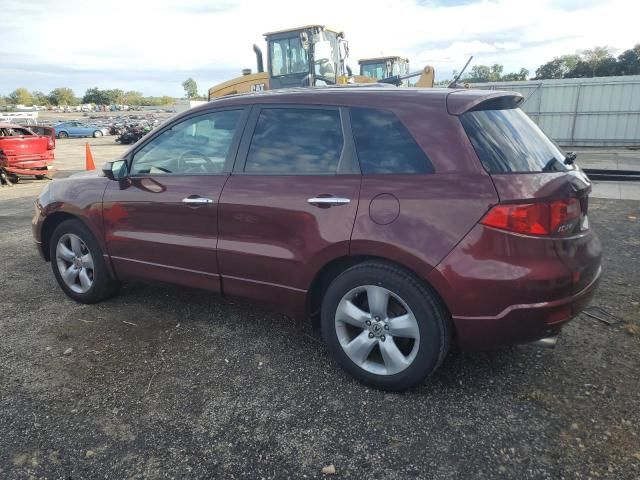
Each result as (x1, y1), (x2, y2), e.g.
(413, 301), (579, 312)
(32, 87), (601, 390)
(53, 121), (104, 138)
(0, 123), (55, 181)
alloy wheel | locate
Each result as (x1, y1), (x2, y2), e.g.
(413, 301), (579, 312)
(334, 285), (420, 375)
(55, 233), (94, 294)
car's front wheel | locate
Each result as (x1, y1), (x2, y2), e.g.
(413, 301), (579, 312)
(93, 130), (103, 138)
(321, 261), (451, 391)
(57, 131), (68, 139)
(50, 219), (119, 303)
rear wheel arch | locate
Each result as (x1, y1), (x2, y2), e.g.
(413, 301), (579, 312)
(306, 255), (453, 331)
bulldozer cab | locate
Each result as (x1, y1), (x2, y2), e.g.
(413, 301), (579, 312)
(265, 25), (345, 89)
(358, 57), (412, 85)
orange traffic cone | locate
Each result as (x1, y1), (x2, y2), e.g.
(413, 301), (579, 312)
(85, 142), (96, 171)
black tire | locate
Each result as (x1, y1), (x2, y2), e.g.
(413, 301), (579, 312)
(93, 130), (103, 138)
(57, 131), (68, 139)
(49, 219), (119, 304)
(35, 175), (46, 180)
(321, 261), (451, 391)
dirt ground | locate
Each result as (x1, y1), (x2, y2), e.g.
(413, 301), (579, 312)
(1, 139), (639, 479)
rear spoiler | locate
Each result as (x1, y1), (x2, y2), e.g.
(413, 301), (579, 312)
(446, 90), (524, 116)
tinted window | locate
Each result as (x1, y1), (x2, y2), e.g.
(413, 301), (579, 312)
(350, 108), (433, 174)
(460, 108), (569, 173)
(244, 108), (343, 174)
(130, 110), (242, 175)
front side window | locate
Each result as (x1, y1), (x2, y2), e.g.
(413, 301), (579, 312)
(350, 107), (434, 174)
(460, 108), (569, 173)
(130, 110), (242, 175)
(269, 37), (308, 76)
(244, 108), (343, 174)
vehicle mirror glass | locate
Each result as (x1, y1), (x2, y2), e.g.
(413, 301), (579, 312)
(103, 159), (127, 180)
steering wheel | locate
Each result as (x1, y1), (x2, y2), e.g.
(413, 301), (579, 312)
(178, 150), (216, 174)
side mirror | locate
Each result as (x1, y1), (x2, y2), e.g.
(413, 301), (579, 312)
(102, 159), (127, 180)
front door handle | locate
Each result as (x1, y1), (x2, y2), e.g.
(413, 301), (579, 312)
(307, 196), (351, 207)
(182, 196), (214, 204)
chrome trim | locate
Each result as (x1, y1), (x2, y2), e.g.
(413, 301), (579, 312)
(530, 335), (558, 349)
(182, 197), (214, 204)
(307, 196), (351, 206)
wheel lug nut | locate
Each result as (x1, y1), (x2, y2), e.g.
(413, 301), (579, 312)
(374, 316), (380, 321)
(366, 320), (371, 326)
(368, 332), (374, 339)
(380, 335), (386, 342)
(384, 324), (389, 330)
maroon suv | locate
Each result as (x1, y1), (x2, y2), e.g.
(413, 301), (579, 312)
(33, 87), (601, 391)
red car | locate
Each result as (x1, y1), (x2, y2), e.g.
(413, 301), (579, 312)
(32, 87), (601, 390)
(0, 123), (55, 180)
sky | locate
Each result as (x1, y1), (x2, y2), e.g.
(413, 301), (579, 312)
(1, 0), (639, 98)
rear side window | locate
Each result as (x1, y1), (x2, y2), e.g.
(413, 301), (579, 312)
(244, 108), (343, 174)
(350, 107), (434, 174)
(460, 108), (568, 174)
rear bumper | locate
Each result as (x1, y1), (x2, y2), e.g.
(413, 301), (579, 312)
(452, 266), (601, 350)
(426, 223), (602, 351)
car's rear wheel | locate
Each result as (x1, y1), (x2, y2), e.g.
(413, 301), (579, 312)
(50, 219), (119, 304)
(321, 261), (450, 391)
(93, 130), (103, 138)
(57, 131), (68, 139)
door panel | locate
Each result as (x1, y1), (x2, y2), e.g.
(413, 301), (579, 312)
(102, 108), (247, 291)
(216, 105), (361, 316)
(217, 175), (361, 311)
(103, 176), (225, 290)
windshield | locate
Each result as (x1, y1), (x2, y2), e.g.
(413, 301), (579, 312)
(270, 36), (309, 76)
(460, 108), (569, 173)
(313, 30), (339, 83)
(360, 63), (387, 79)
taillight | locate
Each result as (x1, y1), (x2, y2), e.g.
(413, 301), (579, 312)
(47, 138), (55, 150)
(481, 198), (582, 236)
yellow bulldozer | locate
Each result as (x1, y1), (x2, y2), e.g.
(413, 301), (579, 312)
(208, 25), (435, 99)
(355, 56), (433, 87)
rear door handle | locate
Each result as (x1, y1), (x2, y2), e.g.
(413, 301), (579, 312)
(182, 196), (214, 204)
(307, 196), (351, 207)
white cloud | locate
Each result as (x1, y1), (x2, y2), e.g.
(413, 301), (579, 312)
(1, 0), (639, 96)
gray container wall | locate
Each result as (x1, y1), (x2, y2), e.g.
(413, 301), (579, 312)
(470, 75), (640, 147)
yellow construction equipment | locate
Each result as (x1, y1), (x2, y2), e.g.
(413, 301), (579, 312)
(208, 25), (435, 99)
(354, 56), (434, 87)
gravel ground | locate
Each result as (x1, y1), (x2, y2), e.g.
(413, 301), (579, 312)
(1, 142), (639, 479)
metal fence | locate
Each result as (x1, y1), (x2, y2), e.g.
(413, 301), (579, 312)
(471, 75), (640, 147)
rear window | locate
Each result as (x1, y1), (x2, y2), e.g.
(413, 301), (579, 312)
(460, 108), (568, 174)
(350, 107), (434, 174)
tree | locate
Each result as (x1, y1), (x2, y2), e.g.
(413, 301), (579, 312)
(31, 91), (49, 105)
(580, 46), (615, 77)
(8, 88), (33, 105)
(534, 54), (581, 79)
(48, 88), (76, 106)
(182, 78), (198, 99)
(616, 44), (640, 75)
(502, 68), (529, 82)
(83, 87), (108, 104)
(124, 91), (143, 105)
(160, 96), (174, 105)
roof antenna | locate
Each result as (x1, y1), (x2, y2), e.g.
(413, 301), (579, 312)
(448, 56), (473, 89)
